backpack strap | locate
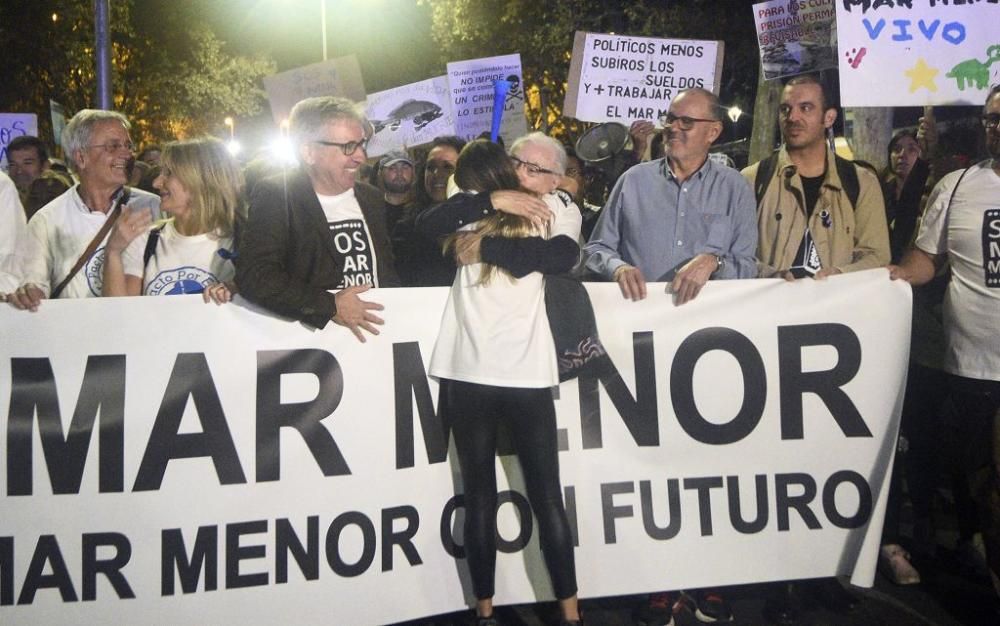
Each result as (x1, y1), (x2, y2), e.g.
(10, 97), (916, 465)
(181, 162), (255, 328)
(143, 226), (163, 268)
(753, 150), (781, 206)
(833, 154), (861, 211)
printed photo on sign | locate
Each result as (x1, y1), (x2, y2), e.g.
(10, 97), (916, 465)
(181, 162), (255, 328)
(753, 0), (838, 80)
(836, 0), (1000, 107)
(984, 208), (1000, 288)
(366, 76), (454, 157)
(329, 218), (375, 287)
(563, 31), (722, 126)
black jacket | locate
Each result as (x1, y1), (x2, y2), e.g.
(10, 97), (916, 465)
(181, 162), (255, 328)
(235, 167), (399, 329)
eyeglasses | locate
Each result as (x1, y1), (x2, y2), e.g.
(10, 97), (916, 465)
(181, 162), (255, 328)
(511, 155), (559, 176)
(87, 140), (135, 153)
(982, 114), (1000, 129)
(660, 113), (718, 131)
(312, 138), (369, 155)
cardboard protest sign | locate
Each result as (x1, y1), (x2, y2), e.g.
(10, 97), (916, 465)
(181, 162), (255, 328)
(262, 56), (366, 124)
(0, 113), (39, 170)
(753, 0), (838, 80)
(49, 100), (67, 156)
(837, 0), (1000, 107)
(446, 54), (528, 145)
(564, 32), (723, 126)
(365, 76), (454, 157)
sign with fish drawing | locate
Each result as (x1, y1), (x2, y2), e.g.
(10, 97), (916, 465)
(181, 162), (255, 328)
(753, 0), (838, 81)
(563, 32), (723, 126)
(836, 0), (1000, 107)
(446, 54), (528, 145)
(364, 76), (454, 157)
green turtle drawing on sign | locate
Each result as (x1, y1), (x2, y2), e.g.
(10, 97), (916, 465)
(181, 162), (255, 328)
(947, 44), (1000, 90)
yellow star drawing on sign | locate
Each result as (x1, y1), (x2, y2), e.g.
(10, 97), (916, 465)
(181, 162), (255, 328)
(904, 58), (939, 93)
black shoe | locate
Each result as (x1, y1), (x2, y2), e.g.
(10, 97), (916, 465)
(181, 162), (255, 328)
(761, 584), (799, 626)
(808, 578), (860, 613)
(691, 589), (733, 623)
(634, 592), (677, 626)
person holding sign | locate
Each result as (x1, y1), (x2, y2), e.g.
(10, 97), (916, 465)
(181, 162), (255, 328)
(417, 138), (582, 626)
(100, 137), (243, 303)
(7, 110), (160, 311)
(890, 85), (1000, 599)
(583, 87), (758, 307)
(235, 96), (399, 341)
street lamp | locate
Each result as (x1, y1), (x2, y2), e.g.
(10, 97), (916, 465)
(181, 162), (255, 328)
(223, 117), (240, 156)
(727, 106), (743, 124)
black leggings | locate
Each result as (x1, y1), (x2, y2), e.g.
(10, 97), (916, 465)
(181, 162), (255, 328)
(441, 378), (578, 601)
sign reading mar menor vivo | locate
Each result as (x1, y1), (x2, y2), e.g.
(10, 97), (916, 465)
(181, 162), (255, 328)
(0, 271), (909, 624)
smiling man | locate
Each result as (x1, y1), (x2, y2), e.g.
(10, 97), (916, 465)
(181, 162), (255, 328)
(584, 87), (758, 308)
(236, 96), (399, 341)
(743, 74), (889, 280)
(7, 110), (160, 310)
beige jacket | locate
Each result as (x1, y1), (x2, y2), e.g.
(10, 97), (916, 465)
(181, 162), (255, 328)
(741, 147), (890, 277)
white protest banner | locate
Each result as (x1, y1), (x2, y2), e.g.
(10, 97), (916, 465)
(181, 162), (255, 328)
(0, 113), (39, 170)
(753, 0), (838, 80)
(365, 76), (454, 158)
(262, 56), (366, 125)
(837, 0), (1000, 107)
(563, 32), (723, 126)
(1, 271), (909, 624)
(446, 54), (527, 144)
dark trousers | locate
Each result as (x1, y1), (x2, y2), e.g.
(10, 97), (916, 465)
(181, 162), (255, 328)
(441, 378), (578, 601)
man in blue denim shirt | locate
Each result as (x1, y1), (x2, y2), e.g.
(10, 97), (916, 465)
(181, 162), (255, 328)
(584, 88), (758, 305)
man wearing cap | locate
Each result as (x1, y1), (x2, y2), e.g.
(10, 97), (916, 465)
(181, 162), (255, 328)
(372, 149), (416, 234)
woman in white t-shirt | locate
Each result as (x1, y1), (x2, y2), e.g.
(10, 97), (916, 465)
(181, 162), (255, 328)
(102, 137), (243, 302)
(423, 139), (582, 626)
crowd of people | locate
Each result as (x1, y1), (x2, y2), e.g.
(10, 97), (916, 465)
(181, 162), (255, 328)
(2, 76), (999, 626)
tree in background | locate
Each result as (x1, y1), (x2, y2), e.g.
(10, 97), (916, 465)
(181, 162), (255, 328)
(0, 1), (274, 151)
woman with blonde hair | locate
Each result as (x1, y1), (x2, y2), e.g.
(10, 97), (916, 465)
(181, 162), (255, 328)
(102, 136), (243, 302)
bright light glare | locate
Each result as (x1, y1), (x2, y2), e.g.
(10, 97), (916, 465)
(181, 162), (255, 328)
(227, 139), (242, 156)
(727, 106), (743, 123)
(271, 136), (297, 166)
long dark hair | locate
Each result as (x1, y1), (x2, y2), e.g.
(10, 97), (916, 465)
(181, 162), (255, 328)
(448, 140), (537, 284)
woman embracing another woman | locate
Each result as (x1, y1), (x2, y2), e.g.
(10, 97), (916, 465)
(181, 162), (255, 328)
(418, 135), (584, 626)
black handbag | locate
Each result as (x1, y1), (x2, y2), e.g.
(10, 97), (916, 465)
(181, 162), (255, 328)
(544, 274), (611, 382)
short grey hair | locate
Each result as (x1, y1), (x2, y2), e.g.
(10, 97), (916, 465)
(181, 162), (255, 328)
(509, 131), (567, 175)
(61, 109), (131, 173)
(289, 96), (367, 147)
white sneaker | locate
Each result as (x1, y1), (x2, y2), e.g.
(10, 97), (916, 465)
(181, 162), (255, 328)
(880, 544), (921, 585)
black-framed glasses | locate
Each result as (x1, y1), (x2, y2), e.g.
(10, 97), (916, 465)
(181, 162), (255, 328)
(312, 137), (369, 155)
(982, 114), (1000, 129)
(511, 155), (559, 176)
(660, 113), (718, 131)
(87, 140), (135, 153)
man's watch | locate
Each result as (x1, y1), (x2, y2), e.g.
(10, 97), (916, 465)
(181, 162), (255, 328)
(712, 254), (725, 275)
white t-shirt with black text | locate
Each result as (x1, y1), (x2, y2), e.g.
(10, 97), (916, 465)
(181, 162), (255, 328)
(915, 160), (1000, 381)
(317, 188), (380, 288)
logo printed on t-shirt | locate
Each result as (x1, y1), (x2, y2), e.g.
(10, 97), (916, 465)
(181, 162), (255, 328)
(984, 208), (1000, 288)
(328, 218), (375, 287)
(84, 247), (107, 296)
(145, 266), (216, 295)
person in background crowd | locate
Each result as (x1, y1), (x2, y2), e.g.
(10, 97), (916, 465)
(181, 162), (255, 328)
(23, 170), (74, 221)
(890, 84), (1000, 604)
(129, 158), (151, 188)
(236, 96), (399, 341)
(392, 135), (467, 286)
(7, 109), (160, 311)
(877, 111), (947, 586)
(6, 135), (52, 201)
(137, 144), (162, 167)
(101, 137), (242, 304)
(0, 171), (27, 301)
(417, 138), (582, 626)
(369, 149), (415, 234)
(558, 146), (602, 242)
(742, 73), (889, 624)
(584, 87), (757, 626)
